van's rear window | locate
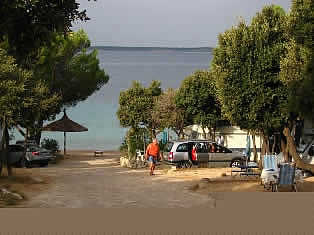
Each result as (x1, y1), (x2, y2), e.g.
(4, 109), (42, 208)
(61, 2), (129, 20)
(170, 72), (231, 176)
(165, 142), (174, 152)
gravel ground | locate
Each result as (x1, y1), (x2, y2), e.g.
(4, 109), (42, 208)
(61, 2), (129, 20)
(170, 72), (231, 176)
(19, 151), (215, 208)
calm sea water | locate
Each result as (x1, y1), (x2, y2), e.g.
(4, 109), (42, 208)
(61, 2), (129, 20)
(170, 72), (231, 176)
(13, 48), (213, 150)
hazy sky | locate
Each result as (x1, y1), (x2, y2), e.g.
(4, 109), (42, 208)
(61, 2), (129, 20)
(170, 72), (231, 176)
(72, 0), (292, 48)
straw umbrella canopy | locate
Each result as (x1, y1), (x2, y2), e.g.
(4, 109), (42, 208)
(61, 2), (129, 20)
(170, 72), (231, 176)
(42, 110), (88, 155)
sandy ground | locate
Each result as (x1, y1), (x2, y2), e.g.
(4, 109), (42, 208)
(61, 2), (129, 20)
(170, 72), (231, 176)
(1, 150), (314, 208)
(2, 151), (215, 208)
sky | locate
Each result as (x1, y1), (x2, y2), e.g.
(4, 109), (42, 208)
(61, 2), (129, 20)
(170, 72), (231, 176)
(72, 0), (292, 48)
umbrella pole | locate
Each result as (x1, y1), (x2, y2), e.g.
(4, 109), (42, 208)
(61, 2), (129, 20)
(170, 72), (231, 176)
(64, 131), (66, 156)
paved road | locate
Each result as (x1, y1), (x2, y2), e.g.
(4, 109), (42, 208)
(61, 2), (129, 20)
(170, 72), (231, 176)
(24, 153), (214, 208)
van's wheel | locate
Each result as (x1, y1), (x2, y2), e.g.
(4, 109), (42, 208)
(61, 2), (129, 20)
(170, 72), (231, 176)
(185, 160), (193, 168)
(230, 158), (244, 168)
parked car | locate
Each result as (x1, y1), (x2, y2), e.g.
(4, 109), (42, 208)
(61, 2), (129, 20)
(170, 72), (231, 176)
(163, 140), (246, 168)
(16, 139), (37, 146)
(23, 145), (56, 167)
(8, 144), (26, 167)
(7, 144), (56, 168)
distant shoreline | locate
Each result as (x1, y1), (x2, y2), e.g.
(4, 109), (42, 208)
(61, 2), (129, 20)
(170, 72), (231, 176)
(90, 46), (213, 52)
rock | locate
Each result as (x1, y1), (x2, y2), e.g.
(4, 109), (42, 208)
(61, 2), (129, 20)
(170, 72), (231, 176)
(0, 188), (23, 201)
(10, 192), (23, 200)
(120, 157), (126, 167)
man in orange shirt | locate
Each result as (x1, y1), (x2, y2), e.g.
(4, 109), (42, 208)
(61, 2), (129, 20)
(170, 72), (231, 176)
(145, 138), (161, 176)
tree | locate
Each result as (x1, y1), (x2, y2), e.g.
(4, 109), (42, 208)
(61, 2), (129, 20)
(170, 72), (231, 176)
(152, 88), (186, 138)
(117, 81), (162, 158)
(0, 0), (101, 176)
(0, 48), (44, 176)
(175, 70), (222, 140)
(0, 1), (103, 145)
(0, 0), (90, 64)
(211, 5), (289, 159)
(279, 0), (314, 173)
(17, 30), (109, 144)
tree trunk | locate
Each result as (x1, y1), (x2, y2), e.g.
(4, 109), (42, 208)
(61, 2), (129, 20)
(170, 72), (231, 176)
(252, 134), (258, 162)
(283, 127), (314, 174)
(261, 134), (267, 156)
(201, 126), (207, 139)
(272, 135), (276, 154)
(16, 125), (26, 137)
(0, 121), (4, 176)
(34, 119), (44, 145)
(4, 126), (12, 176)
(260, 134), (269, 169)
(280, 137), (289, 162)
(213, 126), (216, 143)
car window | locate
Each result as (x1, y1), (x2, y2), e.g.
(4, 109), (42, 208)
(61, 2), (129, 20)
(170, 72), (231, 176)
(213, 145), (232, 153)
(196, 142), (209, 153)
(222, 146), (232, 153)
(176, 143), (188, 152)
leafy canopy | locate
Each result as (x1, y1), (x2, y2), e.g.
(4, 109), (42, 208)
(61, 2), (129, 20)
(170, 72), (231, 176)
(0, 0), (90, 62)
(175, 70), (222, 134)
(211, 5), (288, 135)
(280, 0), (314, 119)
(35, 30), (109, 109)
(117, 80), (162, 132)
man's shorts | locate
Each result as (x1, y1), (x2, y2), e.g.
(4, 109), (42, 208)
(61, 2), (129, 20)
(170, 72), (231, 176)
(148, 156), (157, 164)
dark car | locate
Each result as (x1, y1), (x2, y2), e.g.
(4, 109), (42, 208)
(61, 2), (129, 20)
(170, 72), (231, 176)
(23, 145), (56, 167)
(7, 144), (55, 168)
(8, 144), (26, 167)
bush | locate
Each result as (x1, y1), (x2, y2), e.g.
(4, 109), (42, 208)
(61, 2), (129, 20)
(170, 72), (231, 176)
(41, 138), (59, 153)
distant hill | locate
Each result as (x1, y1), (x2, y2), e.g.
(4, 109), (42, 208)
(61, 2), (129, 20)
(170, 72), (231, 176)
(90, 46), (213, 52)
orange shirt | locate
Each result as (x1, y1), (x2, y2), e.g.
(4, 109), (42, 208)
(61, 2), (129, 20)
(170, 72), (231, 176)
(146, 143), (160, 158)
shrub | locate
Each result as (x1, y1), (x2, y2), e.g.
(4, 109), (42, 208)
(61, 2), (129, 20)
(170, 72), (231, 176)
(41, 138), (59, 153)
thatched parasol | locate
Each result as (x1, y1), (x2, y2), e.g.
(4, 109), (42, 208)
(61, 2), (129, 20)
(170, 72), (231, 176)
(42, 109), (88, 155)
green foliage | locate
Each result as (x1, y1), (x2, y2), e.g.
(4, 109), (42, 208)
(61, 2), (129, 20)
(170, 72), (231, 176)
(119, 137), (128, 153)
(288, 0), (314, 49)
(280, 0), (314, 119)
(0, 48), (30, 125)
(211, 5), (289, 135)
(175, 70), (222, 137)
(16, 30), (109, 142)
(36, 30), (109, 109)
(0, 0), (90, 63)
(117, 80), (162, 158)
(41, 138), (59, 153)
(117, 80), (162, 135)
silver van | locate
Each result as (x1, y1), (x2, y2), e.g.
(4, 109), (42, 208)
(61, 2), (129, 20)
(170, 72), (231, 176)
(163, 140), (246, 168)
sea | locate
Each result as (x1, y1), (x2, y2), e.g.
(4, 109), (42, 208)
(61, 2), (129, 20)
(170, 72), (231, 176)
(12, 47), (213, 150)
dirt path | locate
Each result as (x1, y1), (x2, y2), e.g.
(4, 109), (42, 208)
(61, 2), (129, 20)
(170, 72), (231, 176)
(21, 152), (215, 208)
